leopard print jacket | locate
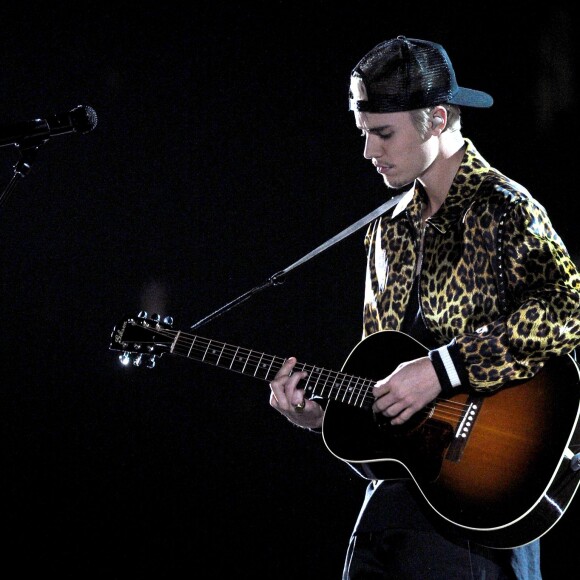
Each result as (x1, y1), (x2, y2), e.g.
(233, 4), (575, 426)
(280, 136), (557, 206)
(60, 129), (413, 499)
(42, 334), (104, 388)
(363, 139), (580, 391)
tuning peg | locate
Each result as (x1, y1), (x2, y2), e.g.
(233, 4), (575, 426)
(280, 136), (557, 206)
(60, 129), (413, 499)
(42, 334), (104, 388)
(151, 313), (161, 322)
(132, 354), (143, 367)
(163, 316), (174, 326)
(146, 356), (157, 369)
(138, 311), (148, 319)
(119, 352), (132, 366)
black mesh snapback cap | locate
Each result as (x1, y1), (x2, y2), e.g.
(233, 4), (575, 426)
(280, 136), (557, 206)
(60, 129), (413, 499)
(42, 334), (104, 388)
(349, 36), (493, 113)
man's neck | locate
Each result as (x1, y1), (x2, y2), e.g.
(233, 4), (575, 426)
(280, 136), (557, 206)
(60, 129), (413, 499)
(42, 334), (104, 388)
(419, 132), (466, 217)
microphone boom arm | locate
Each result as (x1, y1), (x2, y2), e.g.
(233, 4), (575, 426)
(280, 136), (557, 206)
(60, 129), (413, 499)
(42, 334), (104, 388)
(0, 138), (47, 211)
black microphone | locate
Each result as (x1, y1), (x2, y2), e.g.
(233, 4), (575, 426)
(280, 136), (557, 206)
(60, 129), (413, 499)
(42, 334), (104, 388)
(0, 105), (98, 148)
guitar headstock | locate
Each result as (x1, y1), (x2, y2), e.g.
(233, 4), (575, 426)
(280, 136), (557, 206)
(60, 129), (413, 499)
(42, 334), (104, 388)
(110, 311), (174, 368)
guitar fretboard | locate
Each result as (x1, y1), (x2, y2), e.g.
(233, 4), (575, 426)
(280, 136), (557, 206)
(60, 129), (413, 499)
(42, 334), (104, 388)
(168, 330), (375, 410)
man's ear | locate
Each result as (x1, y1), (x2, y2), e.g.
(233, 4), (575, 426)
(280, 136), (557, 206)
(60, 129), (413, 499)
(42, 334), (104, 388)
(429, 106), (447, 130)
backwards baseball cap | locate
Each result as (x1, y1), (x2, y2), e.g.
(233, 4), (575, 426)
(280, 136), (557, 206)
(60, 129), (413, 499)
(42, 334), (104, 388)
(349, 36), (493, 113)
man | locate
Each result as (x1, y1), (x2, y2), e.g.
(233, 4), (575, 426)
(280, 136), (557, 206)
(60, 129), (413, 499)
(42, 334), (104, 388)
(269, 36), (580, 578)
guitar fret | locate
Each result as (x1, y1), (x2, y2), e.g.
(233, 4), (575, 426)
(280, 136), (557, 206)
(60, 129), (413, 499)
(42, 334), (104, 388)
(308, 367), (323, 396)
(215, 343), (226, 366)
(316, 369), (330, 397)
(202, 341), (225, 366)
(357, 380), (373, 409)
(262, 355), (276, 381)
(308, 368), (349, 400)
(246, 352), (274, 381)
(329, 374), (341, 401)
(332, 372), (347, 400)
(170, 330), (181, 354)
(351, 377), (366, 408)
(337, 372), (351, 399)
(324, 370), (339, 398)
(303, 367), (314, 396)
(344, 376), (358, 404)
(200, 339), (211, 361)
(186, 335), (197, 359)
(227, 346), (239, 369)
(229, 347), (249, 373)
(240, 351), (251, 374)
(253, 352), (265, 375)
(337, 376), (349, 402)
(252, 353), (265, 377)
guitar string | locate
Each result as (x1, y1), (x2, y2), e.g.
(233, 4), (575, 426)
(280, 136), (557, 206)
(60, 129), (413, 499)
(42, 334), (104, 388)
(170, 333), (471, 416)
(129, 325), (471, 421)
(132, 326), (471, 421)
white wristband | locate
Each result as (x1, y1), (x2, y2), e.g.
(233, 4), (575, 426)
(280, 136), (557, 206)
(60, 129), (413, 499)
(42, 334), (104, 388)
(436, 346), (461, 388)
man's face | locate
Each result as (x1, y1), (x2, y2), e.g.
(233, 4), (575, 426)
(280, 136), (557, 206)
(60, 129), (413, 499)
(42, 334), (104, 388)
(354, 110), (436, 189)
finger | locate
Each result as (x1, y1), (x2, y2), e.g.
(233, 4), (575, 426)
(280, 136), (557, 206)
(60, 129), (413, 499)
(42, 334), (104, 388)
(373, 375), (393, 398)
(270, 357), (310, 413)
(373, 396), (402, 417)
(270, 383), (306, 416)
(372, 389), (394, 412)
(390, 406), (417, 426)
(269, 358), (296, 406)
(269, 379), (288, 408)
(273, 357), (298, 381)
(272, 358), (306, 391)
(288, 368), (309, 406)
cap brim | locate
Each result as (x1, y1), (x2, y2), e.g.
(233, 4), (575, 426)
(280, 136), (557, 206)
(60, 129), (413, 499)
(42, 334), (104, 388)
(449, 87), (493, 108)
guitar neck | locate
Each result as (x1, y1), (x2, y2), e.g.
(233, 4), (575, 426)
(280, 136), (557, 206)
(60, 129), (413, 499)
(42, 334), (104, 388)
(170, 330), (375, 410)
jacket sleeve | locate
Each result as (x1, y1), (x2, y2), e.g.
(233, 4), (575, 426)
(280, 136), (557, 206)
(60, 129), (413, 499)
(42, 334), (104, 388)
(446, 195), (580, 391)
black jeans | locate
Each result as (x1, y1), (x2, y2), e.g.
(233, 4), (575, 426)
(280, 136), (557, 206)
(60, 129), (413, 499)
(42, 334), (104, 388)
(343, 529), (541, 580)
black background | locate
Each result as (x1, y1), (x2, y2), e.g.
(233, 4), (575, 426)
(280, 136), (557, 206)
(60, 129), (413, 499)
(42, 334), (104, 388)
(0, 3), (578, 578)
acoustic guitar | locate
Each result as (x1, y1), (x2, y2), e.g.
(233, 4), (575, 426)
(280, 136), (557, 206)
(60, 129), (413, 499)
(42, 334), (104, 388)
(110, 312), (580, 548)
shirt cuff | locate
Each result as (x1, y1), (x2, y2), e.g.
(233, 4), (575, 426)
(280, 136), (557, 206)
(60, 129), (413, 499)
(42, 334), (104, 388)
(428, 341), (468, 396)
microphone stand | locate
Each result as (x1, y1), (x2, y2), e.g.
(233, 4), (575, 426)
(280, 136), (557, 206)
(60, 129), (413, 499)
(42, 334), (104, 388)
(0, 137), (48, 211)
(189, 188), (409, 330)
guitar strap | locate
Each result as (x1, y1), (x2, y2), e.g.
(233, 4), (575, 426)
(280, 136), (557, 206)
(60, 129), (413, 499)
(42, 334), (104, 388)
(190, 185), (412, 329)
(279, 187), (410, 278)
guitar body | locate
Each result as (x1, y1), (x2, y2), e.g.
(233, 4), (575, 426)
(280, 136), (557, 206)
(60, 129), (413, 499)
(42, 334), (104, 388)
(321, 330), (580, 548)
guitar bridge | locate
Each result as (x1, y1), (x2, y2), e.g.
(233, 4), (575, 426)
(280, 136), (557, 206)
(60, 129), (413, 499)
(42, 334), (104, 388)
(446, 396), (483, 462)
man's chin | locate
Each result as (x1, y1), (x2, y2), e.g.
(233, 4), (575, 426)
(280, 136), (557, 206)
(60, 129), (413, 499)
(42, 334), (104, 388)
(384, 177), (405, 189)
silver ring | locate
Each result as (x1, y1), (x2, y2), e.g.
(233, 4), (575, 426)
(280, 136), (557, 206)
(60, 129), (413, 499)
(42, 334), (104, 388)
(294, 401), (305, 413)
